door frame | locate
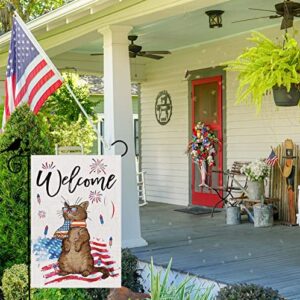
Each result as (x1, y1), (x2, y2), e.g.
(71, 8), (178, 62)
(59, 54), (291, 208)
(188, 67), (226, 207)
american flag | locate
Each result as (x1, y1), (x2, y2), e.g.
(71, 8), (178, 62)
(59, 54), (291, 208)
(2, 13), (63, 129)
(266, 149), (278, 166)
(40, 239), (119, 286)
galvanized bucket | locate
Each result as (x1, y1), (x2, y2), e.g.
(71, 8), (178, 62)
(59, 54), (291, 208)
(226, 206), (240, 225)
(254, 204), (273, 227)
(247, 180), (264, 201)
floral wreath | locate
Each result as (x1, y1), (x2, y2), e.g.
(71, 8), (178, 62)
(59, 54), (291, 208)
(187, 122), (219, 167)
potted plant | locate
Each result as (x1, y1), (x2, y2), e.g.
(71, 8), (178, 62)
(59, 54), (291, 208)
(241, 160), (273, 227)
(225, 32), (300, 110)
(240, 160), (269, 201)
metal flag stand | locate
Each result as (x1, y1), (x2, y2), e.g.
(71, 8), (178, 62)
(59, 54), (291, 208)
(0, 137), (128, 297)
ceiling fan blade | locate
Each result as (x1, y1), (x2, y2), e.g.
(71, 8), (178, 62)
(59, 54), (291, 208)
(248, 8), (277, 13)
(129, 51), (136, 58)
(281, 15), (294, 29)
(90, 53), (103, 56)
(232, 15), (280, 23)
(140, 50), (171, 54)
(137, 52), (163, 60)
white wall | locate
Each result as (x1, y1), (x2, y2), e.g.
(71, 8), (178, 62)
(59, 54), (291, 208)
(140, 26), (300, 206)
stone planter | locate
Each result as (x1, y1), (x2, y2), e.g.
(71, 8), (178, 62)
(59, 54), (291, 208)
(247, 180), (264, 201)
(253, 204), (273, 227)
(226, 206), (240, 225)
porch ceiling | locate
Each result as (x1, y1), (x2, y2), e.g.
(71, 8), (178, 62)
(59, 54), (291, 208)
(72, 0), (288, 55)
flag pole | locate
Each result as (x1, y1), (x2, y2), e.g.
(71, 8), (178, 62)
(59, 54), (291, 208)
(271, 146), (283, 176)
(65, 84), (108, 154)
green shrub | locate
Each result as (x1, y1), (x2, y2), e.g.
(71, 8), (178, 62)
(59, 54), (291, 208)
(0, 105), (53, 277)
(216, 283), (286, 300)
(87, 248), (144, 299)
(150, 258), (213, 300)
(31, 288), (91, 300)
(2, 264), (28, 300)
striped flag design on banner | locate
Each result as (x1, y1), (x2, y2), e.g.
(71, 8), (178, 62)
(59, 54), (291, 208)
(41, 240), (119, 285)
(2, 13), (63, 129)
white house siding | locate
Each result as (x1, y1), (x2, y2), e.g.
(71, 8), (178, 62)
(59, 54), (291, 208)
(140, 26), (300, 206)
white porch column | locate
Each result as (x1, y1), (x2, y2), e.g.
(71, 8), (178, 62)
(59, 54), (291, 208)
(99, 25), (147, 248)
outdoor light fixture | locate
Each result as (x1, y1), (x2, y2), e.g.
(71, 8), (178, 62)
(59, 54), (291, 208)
(205, 10), (224, 28)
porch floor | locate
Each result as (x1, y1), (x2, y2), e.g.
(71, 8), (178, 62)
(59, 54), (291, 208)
(131, 202), (300, 300)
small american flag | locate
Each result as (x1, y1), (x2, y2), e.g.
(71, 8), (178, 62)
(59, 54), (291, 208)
(266, 149), (278, 166)
(2, 13), (63, 129)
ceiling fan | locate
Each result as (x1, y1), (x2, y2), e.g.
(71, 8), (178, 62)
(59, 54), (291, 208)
(90, 35), (171, 60)
(232, 0), (300, 30)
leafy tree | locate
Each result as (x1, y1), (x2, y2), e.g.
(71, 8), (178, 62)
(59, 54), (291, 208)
(0, 0), (74, 34)
(50, 115), (96, 153)
(41, 73), (96, 124)
(40, 73), (97, 153)
(0, 104), (52, 277)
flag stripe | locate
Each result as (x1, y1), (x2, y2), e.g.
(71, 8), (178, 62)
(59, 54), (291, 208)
(26, 65), (52, 105)
(12, 75), (16, 106)
(6, 77), (14, 118)
(15, 58), (46, 105)
(91, 253), (111, 259)
(91, 246), (108, 253)
(28, 69), (54, 105)
(45, 275), (103, 285)
(4, 80), (10, 120)
(91, 241), (107, 247)
(33, 79), (62, 113)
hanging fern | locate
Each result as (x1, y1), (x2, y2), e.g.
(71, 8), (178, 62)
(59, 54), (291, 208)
(225, 32), (300, 111)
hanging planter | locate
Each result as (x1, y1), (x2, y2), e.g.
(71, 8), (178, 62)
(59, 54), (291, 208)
(224, 32), (300, 111)
(272, 84), (300, 106)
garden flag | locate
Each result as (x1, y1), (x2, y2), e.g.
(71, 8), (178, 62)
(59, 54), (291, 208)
(31, 155), (121, 288)
(2, 12), (63, 129)
(266, 149), (279, 166)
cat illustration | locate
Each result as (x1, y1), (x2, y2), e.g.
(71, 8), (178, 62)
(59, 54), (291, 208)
(58, 201), (109, 278)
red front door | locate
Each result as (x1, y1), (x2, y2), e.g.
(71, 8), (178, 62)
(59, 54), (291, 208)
(191, 75), (223, 207)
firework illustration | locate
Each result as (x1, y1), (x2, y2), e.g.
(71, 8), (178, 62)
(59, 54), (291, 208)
(111, 201), (115, 219)
(89, 158), (107, 174)
(89, 190), (102, 204)
(44, 225), (48, 237)
(42, 162), (56, 170)
(38, 210), (46, 219)
(37, 194), (41, 205)
(99, 214), (104, 225)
